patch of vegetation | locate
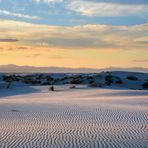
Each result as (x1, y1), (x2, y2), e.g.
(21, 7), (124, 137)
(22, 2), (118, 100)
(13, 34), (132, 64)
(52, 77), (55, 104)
(90, 82), (97, 87)
(36, 74), (44, 80)
(3, 75), (13, 88)
(72, 75), (82, 78)
(105, 75), (114, 86)
(142, 82), (148, 89)
(86, 76), (93, 80)
(116, 80), (123, 84)
(70, 78), (82, 84)
(41, 82), (52, 85)
(22, 78), (40, 85)
(126, 76), (138, 81)
(61, 77), (68, 81)
(89, 80), (95, 84)
(46, 76), (54, 81)
(89, 80), (97, 87)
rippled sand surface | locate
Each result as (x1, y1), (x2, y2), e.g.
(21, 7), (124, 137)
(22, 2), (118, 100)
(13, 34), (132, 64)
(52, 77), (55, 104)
(0, 87), (148, 147)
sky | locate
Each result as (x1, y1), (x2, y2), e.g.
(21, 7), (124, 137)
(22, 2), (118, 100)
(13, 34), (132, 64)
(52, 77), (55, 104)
(0, 0), (148, 69)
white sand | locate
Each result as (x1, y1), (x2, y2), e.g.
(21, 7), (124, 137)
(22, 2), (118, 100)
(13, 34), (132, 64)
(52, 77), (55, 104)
(0, 86), (148, 147)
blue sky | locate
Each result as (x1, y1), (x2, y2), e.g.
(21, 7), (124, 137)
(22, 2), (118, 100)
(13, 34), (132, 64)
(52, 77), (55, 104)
(0, 0), (148, 26)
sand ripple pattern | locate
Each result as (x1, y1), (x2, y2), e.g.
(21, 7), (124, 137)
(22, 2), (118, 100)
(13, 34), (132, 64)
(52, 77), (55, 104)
(0, 103), (148, 148)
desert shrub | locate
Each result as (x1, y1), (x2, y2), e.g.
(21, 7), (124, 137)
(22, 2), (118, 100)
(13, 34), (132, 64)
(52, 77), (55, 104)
(126, 76), (138, 81)
(3, 75), (13, 88)
(89, 80), (95, 84)
(61, 77), (69, 81)
(71, 75), (82, 79)
(105, 75), (114, 86)
(116, 80), (123, 84)
(13, 77), (20, 81)
(142, 82), (148, 89)
(70, 78), (82, 84)
(89, 80), (97, 87)
(90, 82), (97, 87)
(36, 74), (44, 80)
(3, 75), (13, 81)
(22, 78), (31, 84)
(22, 78), (38, 85)
(46, 76), (54, 81)
(41, 82), (51, 85)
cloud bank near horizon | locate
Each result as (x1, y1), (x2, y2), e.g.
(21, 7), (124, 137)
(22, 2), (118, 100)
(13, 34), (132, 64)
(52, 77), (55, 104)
(0, 20), (148, 51)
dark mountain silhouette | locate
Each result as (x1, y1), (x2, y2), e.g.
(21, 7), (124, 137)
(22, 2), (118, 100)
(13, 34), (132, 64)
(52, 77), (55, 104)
(0, 64), (147, 73)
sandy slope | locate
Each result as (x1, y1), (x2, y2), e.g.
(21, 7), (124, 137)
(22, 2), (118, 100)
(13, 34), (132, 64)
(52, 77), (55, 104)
(0, 86), (148, 147)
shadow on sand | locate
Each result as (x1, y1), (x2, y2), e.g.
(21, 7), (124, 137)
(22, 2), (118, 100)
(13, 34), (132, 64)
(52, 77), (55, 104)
(0, 86), (39, 98)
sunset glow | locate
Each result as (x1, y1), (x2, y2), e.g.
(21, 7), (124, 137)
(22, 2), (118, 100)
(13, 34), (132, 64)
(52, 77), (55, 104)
(0, 0), (148, 68)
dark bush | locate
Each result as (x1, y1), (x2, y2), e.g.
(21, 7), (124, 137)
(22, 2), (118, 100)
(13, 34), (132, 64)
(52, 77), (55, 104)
(61, 77), (69, 81)
(116, 80), (123, 84)
(36, 74), (44, 80)
(41, 82), (51, 85)
(22, 78), (38, 85)
(142, 82), (148, 89)
(71, 75), (82, 79)
(89, 80), (97, 87)
(89, 80), (95, 84)
(126, 76), (138, 81)
(105, 75), (114, 86)
(3, 75), (13, 81)
(46, 76), (54, 81)
(90, 82), (97, 87)
(70, 78), (82, 84)
(3, 75), (13, 88)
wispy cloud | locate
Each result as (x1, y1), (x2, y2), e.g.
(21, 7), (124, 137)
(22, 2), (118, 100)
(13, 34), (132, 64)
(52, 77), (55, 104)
(133, 59), (148, 63)
(67, 1), (148, 17)
(32, 0), (63, 4)
(25, 54), (41, 58)
(16, 46), (34, 50)
(0, 10), (39, 20)
(78, 0), (148, 5)
(0, 38), (19, 42)
(0, 20), (148, 51)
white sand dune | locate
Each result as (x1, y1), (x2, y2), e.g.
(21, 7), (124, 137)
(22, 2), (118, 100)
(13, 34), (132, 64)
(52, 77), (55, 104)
(0, 86), (148, 147)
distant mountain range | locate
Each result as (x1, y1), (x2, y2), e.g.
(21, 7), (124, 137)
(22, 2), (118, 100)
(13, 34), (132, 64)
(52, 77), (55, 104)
(0, 64), (147, 73)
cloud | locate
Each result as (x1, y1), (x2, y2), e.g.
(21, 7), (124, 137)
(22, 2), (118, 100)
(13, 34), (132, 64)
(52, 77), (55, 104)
(0, 46), (34, 51)
(0, 10), (39, 20)
(17, 46), (32, 50)
(134, 37), (148, 45)
(67, 1), (148, 17)
(133, 59), (148, 63)
(25, 54), (40, 58)
(0, 20), (148, 50)
(0, 38), (19, 42)
(32, 0), (63, 4)
(83, 0), (148, 5)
